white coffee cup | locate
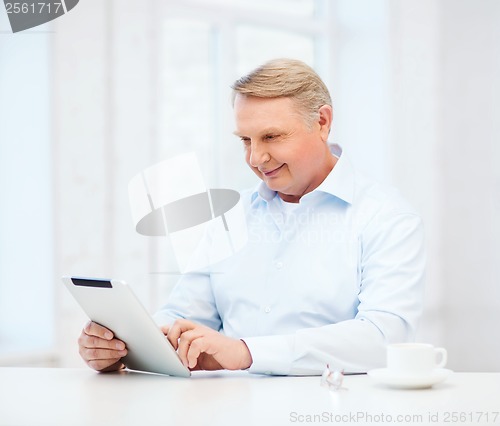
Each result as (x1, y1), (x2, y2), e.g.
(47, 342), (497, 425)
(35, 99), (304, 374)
(387, 343), (447, 375)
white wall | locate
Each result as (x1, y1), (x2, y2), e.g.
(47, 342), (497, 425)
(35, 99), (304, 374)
(390, 0), (500, 371)
(389, 0), (444, 350)
(437, 0), (500, 371)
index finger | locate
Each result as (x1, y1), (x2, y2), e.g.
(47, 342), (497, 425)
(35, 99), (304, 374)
(166, 319), (196, 349)
(84, 321), (114, 341)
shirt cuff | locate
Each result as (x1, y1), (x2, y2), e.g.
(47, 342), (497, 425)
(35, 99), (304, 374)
(152, 311), (176, 327)
(241, 334), (295, 376)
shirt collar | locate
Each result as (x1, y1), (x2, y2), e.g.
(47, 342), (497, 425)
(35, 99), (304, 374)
(251, 143), (355, 205)
(311, 144), (354, 204)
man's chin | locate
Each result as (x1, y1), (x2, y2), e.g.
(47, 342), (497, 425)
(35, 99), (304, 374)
(261, 175), (293, 195)
(263, 180), (281, 192)
(265, 182), (289, 195)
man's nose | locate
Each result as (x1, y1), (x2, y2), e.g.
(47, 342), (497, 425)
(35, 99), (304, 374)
(249, 142), (270, 168)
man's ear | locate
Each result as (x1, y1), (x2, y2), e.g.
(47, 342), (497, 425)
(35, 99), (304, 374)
(318, 105), (333, 142)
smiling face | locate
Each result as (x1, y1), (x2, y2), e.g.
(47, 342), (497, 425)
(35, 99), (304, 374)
(233, 94), (336, 203)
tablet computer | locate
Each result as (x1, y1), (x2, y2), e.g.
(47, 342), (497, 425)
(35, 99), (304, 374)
(62, 276), (191, 378)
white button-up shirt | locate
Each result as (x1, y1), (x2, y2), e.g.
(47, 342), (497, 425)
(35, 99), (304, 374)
(154, 145), (425, 375)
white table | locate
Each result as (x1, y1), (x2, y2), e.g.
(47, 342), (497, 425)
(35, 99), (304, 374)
(0, 368), (499, 426)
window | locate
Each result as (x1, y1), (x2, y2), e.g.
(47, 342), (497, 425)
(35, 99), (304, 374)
(0, 19), (54, 362)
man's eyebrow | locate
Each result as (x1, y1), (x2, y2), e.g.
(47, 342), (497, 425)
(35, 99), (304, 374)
(261, 128), (282, 134)
(232, 128), (283, 137)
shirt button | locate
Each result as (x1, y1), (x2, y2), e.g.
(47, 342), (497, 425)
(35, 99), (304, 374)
(275, 261), (283, 269)
(264, 306), (272, 314)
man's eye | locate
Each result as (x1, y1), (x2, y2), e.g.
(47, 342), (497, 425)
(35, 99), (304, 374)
(240, 138), (251, 145)
(265, 134), (278, 140)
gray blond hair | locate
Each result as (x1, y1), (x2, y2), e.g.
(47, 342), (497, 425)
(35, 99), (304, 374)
(231, 58), (332, 126)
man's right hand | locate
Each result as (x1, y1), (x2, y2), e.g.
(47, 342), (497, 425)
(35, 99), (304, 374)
(78, 321), (128, 372)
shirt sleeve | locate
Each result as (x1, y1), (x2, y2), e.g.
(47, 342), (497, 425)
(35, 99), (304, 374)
(153, 271), (222, 331)
(243, 210), (426, 376)
(153, 218), (223, 330)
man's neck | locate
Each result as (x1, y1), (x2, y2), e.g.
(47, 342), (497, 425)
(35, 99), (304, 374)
(278, 153), (337, 203)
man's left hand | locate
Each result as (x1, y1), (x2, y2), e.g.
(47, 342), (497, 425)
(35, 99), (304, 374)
(162, 319), (253, 371)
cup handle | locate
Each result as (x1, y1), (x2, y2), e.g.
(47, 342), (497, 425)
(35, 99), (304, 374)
(435, 347), (447, 369)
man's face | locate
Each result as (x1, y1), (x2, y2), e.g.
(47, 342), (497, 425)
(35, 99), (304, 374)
(233, 94), (332, 202)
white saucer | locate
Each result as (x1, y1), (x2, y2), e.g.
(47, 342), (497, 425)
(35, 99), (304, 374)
(367, 368), (452, 389)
